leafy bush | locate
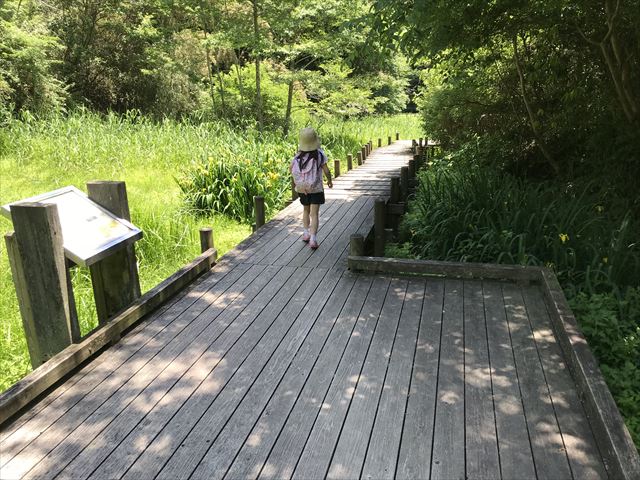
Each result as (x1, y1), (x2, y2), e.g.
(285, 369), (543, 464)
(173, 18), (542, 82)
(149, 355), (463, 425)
(402, 162), (639, 294)
(570, 289), (640, 445)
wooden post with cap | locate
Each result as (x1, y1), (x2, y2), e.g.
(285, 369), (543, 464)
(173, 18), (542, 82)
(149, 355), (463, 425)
(347, 154), (353, 170)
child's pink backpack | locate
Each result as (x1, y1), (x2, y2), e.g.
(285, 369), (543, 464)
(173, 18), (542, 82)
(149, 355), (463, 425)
(292, 151), (324, 193)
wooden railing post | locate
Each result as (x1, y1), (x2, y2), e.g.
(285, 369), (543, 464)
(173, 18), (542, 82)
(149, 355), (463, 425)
(411, 139), (417, 154)
(5, 203), (76, 367)
(350, 234), (365, 257)
(400, 166), (409, 201)
(396, 132), (400, 140)
(254, 196), (265, 229)
(408, 159), (416, 179)
(199, 227), (214, 253)
(390, 177), (401, 204)
(419, 137), (423, 147)
(368, 141), (373, 153)
(361, 145), (367, 162)
(334, 159), (340, 178)
(87, 181), (141, 325)
(347, 154), (353, 171)
(378, 138), (382, 148)
(357, 151), (363, 166)
(388, 135), (392, 145)
(374, 199), (386, 257)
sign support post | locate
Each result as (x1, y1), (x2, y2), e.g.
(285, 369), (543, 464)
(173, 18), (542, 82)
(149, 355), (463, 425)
(87, 181), (141, 324)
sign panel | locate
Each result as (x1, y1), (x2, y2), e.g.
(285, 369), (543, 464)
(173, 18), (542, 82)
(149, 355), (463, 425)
(1, 186), (143, 267)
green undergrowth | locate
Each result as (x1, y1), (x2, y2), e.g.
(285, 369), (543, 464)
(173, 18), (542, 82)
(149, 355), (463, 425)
(0, 110), (421, 392)
(389, 157), (640, 447)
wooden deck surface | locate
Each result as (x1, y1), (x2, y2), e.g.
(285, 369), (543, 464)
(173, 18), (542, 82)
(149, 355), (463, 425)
(0, 142), (610, 479)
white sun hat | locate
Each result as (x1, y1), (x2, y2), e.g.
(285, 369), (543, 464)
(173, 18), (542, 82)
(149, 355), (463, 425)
(298, 127), (321, 152)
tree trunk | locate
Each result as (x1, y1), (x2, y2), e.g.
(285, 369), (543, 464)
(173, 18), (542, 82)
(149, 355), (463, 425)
(252, 0), (263, 132)
(235, 63), (247, 117)
(202, 30), (217, 113)
(215, 62), (227, 117)
(512, 35), (560, 176)
(284, 78), (294, 136)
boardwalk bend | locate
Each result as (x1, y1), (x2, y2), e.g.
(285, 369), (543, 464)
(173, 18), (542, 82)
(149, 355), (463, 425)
(1, 141), (638, 479)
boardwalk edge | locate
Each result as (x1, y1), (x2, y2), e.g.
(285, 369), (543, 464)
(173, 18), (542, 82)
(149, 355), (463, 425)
(0, 247), (217, 427)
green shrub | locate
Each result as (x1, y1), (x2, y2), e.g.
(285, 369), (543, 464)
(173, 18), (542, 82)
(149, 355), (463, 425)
(570, 289), (640, 446)
(402, 162), (639, 294)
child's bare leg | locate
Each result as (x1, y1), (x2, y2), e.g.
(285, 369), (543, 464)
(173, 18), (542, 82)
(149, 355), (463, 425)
(303, 205), (310, 230)
(310, 204), (320, 235)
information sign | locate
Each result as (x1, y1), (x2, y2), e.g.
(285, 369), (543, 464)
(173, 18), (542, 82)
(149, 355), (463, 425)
(1, 186), (143, 266)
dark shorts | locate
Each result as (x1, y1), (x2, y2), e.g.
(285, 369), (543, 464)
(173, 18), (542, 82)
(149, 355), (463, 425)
(298, 191), (325, 205)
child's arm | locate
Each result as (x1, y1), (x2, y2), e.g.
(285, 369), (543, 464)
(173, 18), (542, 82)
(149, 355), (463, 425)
(322, 164), (333, 188)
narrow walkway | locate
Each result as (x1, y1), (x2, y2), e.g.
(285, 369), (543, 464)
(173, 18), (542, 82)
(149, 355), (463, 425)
(0, 141), (608, 479)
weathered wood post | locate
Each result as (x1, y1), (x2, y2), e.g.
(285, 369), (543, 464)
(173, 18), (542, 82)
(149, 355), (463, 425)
(357, 151), (363, 166)
(349, 234), (365, 257)
(374, 198), (386, 257)
(291, 178), (298, 201)
(254, 196), (265, 229)
(396, 132), (400, 141)
(5, 203), (77, 367)
(414, 153), (422, 171)
(389, 176), (402, 235)
(408, 159), (416, 179)
(390, 177), (401, 204)
(368, 140), (373, 153)
(400, 166), (409, 201)
(334, 159), (340, 178)
(199, 227), (217, 268)
(87, 181), (141, 325)
(388, 135), (392, 145)
(361, 145), (367, 162)
(347, 154), (353, 171)
(378, 138), (382, 148)
(411, 139), (417, 154)
(199, 227), (214, 253)
(419, 137), (423, 147)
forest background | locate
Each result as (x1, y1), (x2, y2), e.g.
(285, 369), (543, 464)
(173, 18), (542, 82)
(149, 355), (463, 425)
(1, 0), (639, 447)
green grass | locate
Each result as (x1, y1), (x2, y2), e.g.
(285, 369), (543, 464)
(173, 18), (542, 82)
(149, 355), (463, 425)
(0, 110), (422, 391)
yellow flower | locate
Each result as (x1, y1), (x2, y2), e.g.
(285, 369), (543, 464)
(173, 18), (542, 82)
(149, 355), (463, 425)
(559, 233), (569, 244)
(602, 257), (608, 264)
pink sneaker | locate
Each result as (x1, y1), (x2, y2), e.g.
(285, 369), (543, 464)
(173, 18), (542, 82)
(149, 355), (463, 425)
(309, 239), (319, 249)
(302, 232), (310, 242)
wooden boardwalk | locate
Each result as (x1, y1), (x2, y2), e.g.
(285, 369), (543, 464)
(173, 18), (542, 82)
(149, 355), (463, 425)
(0, 142), (615, 479)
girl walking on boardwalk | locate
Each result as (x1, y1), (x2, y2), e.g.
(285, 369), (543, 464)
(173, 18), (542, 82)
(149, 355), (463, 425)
(291, 127), (333, 249)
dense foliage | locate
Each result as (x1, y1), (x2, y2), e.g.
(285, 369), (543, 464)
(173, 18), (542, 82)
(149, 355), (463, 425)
(1, 0), (413, 127)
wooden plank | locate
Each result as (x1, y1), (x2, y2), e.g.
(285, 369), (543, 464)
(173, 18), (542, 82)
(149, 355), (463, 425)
(273, 199), (352, 267)
(463, 280), (500, 479)
(53, 265), (287, 479)
(5, 263), (262, 480)
(324, 278), (408, 480)
(189, 269), (346, 479)
(89, 265), (299, 480)
(503, 283), (573, 480)
(0, 263), (226, 456)
(522, 285), (607, 479)
(153, 267), (329, 479)
(482, 281), (536, 479)
(289, 197), (368, 268)
(255, 200), (342, 266)
(223, 273), (360, 479)
(0, 247), (221, 431)
(395, 279), (445, 480)
(539, 269), (640, 480)
(294, 280), (406, 478)
(349, 256), (541, 282)
(361, 279), (425, 479)
(256, 276), (375, 480)
(430, 279), (465, 480)
(284, 277), (390, 480)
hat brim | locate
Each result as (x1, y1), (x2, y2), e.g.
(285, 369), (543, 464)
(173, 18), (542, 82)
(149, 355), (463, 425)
(298, 139), (321, 152)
